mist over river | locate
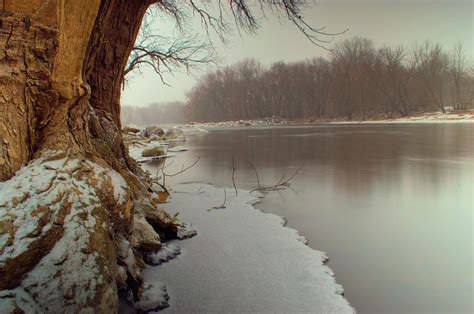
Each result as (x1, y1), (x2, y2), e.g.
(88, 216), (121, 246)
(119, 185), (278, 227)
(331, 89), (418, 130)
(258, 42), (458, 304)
(143, 123), (473, 314)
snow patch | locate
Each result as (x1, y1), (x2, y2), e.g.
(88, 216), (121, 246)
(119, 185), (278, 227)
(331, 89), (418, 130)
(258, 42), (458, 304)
(176, 224), (197, 239)
(142, 183), (354, 313)
(145, 244), (181, 266)
(134, 282), (169, 312)
(104, 169), (128, 203)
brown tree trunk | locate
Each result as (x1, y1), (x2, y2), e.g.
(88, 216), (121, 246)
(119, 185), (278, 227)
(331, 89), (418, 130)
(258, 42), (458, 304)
(0, 1), (179, 312)
(84, 0), (146, 166)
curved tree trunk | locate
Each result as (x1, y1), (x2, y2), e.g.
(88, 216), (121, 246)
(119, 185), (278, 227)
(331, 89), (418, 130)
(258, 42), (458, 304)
(0, 1), (179, 312)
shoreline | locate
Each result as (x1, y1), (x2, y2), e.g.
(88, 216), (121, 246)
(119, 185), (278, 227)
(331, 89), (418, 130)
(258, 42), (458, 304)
(179, 111), (474, 129)
(142, 183), (354, 313)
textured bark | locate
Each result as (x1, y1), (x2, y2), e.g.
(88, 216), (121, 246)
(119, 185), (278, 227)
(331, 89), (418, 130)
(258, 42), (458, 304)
(85, 0), (149, 129)
(0, 13), (57, 180)
(0, 0), (100, 181)
(0, 1), (179, 312)
(84, 0), (156, 202)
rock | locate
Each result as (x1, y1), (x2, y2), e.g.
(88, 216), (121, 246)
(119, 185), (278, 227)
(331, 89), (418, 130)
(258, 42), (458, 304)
(115, 266), (128, 289)
(141, 146), (165, 158)
(177, 224), (197, 239)
(163, 129), (185, 141)
(133, 216), (162, 253)
(148, 134), (162, 141)
(123, 126), (140, 134)
(144, 125), (164, 138)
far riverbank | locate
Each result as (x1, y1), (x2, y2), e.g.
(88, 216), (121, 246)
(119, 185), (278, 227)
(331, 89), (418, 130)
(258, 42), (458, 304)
(178, 110), (474, 129)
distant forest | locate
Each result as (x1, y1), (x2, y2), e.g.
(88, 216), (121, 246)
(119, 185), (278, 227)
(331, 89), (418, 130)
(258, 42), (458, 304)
(121, 37), (474, 125)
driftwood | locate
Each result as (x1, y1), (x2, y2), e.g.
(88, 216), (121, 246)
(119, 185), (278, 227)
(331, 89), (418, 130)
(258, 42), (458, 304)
(248, 161), (303, 193)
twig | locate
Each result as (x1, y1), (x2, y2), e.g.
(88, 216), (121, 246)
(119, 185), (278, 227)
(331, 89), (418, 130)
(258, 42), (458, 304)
(249, 165), (303, 193)
(161, 158), (167, 188)
(208, 188), (227, 211)
(152, 179), (170, 195)
(158, 156), (200, 193)
(155, 159), (175, 180)
(163, 157), (200, 177)
(247, 160), (261, 190)
(232, 154), (237, 196)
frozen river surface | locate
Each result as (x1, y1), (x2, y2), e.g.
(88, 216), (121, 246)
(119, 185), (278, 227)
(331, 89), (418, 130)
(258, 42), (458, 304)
(144, 123), (473, 314)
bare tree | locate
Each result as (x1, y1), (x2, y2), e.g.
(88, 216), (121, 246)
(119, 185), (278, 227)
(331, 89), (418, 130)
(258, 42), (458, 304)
(413, 41), (449, 113)
(371, 45), (415, 116)
(185, 37), (471, 122)
(309, 58), (333, 117)
(331, 37), (376, 119)
(448, 42), (469, 110)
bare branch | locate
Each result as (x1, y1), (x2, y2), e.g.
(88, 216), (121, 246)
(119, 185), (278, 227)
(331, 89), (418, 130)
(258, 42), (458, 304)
(232, 154), (237, 196)
(249, 165), (303, 193)
(247, 160), (261, 190)
(163, 156), (200, 177)
(208, 188), (227, 211)
(158, 156), (200, 191)
(124, 9), (218, 85)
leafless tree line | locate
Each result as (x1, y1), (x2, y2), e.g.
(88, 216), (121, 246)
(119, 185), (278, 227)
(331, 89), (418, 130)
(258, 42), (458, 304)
(185, 37), (473, 122)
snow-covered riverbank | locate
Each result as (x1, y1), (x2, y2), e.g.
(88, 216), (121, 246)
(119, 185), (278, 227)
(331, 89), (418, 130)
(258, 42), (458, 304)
(179, 111), (474, 129)
(330, 111), (474, 124)
(142, 183), (354, 313)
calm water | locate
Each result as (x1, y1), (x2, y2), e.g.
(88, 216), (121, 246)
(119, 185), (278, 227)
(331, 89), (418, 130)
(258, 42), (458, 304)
(143, 123), (473, 314)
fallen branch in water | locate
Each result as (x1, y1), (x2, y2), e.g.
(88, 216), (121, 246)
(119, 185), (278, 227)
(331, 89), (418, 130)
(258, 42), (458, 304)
(249, 164), (303, 193)
(155, 157), (200, 195)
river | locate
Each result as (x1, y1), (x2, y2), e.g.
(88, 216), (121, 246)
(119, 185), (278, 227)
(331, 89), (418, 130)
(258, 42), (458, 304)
(142, 123), (473, 314)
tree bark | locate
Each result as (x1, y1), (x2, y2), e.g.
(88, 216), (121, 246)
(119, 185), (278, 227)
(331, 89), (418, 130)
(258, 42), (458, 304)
(0, 1), (178, 312)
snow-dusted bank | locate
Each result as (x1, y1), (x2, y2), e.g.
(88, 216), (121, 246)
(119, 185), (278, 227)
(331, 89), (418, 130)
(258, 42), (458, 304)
(329, 111), (474, 124)
(143, 183), (354, 313)
(181, 111), (474, 129)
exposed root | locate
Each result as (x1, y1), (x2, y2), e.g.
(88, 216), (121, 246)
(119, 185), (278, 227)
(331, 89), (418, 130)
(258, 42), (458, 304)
(0, 150), (183, 312)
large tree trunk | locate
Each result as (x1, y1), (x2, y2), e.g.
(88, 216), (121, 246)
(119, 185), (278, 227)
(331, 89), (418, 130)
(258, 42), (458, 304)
(0, 1), (179, 312)
(85, 0), (147, 167)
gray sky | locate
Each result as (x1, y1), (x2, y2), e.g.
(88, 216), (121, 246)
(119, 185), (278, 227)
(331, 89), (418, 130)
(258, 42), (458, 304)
(121, 0), (473, 107)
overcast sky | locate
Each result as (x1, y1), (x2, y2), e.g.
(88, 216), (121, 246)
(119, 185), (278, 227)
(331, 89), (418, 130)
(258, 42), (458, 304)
(121, 0), (473, 107)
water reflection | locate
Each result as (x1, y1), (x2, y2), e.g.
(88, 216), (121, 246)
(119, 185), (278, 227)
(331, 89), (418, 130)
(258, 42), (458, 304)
(143, 123), (473, 314)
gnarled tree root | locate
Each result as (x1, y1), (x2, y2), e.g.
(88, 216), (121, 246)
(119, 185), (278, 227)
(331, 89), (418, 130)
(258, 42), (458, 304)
(0, 150), (182, 312)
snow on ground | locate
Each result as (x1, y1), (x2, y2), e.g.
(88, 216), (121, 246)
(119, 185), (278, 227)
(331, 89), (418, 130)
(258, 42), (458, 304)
(143, 183), (354, 313)
(330, 111), (474, 125)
